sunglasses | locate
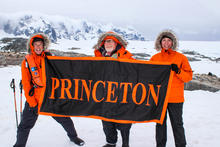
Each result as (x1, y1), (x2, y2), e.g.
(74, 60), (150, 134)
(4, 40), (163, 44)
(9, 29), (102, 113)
(104, 39), (115, 43)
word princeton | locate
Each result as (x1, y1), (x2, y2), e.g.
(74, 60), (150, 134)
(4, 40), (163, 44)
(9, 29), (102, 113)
(39, 56), (173, 124)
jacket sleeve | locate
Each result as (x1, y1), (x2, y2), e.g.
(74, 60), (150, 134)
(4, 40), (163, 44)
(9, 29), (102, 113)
(176, 55), (193, 83)
(150, 55), (155, 61)
(21, 60), (38, 107)
(94, 49), (102, 57)
(119, 49), (135, 60)
(128, 52), (135, 60)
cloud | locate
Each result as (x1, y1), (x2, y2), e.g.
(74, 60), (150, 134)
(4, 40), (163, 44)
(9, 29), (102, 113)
(0, 0), (219, 40)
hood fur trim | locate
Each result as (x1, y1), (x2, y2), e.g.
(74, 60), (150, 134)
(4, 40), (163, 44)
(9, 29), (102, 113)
(27, 33), (50, 53)
(93, 32), (128, 50)
(155, 29), (178, 51)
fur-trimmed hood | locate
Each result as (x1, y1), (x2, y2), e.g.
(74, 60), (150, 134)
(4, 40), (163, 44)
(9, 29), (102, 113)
(27, 33), (50, 53)
(155, 29), (178, 51)
(93, 31), (128, 50)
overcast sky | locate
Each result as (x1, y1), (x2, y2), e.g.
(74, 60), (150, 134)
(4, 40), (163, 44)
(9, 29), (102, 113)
(0, 0), (220, 40)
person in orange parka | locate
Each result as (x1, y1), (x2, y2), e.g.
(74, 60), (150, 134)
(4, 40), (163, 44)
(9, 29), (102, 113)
(94, 31), (133, 59)
(150, 30), (193, 147)
(13, 33), (85, 147)
(93, 31), (133, 147)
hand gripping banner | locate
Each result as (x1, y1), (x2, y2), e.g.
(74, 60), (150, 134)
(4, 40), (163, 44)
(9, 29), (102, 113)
(39, 56), (173, 124)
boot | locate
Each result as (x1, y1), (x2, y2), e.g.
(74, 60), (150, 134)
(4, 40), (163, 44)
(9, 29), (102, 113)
(70, 137), (85, 146)
(103, 143), (116, 147)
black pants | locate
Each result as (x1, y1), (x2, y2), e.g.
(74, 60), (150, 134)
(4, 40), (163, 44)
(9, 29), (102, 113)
(14, 102), (78, 147)
(102, 120), (132, 146)
(156, 103), (186, 147)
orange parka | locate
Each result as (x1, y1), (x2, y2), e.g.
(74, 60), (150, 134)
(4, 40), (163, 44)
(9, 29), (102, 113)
(150, 30), (193, 103)
(21, 33), (50, 107)
(93, 31), (133, 59)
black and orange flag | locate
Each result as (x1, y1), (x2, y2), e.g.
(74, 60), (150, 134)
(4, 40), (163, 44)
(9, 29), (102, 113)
(38, 56), (173, 124)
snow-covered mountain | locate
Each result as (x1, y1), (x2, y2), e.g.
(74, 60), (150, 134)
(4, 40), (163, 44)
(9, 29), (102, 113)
(0, 12), (145, 42)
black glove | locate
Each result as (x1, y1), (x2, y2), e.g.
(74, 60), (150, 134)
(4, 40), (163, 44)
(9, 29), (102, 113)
(171, 64), (181, 74)
(44, 51), (52, 56)
(29, 105), (38, 115)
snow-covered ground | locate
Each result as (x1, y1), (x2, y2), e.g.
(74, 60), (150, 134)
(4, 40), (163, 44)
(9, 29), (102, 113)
(0, 40), (220, 147)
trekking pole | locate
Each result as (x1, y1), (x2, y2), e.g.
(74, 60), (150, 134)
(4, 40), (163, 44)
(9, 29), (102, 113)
(19, 80), (23, 121)
(10, 79), (18, 128)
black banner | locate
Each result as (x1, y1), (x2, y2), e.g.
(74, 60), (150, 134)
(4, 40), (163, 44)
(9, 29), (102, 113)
(39, 56), (173, 124)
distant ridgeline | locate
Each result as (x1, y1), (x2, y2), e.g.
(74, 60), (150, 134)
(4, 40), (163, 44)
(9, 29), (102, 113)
(0, 13), (145, 42)
(0, 38), (27, 52)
